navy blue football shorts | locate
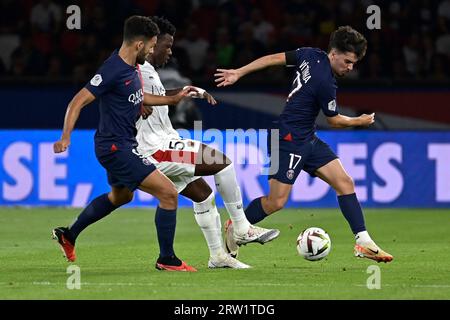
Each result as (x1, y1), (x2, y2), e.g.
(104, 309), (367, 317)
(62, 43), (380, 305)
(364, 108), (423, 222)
(268, 136), (338, 185)
(95, 143), (157, 191)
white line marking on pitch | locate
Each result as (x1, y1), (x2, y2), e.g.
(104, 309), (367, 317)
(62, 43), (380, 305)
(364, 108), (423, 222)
(1, 282), (449, 289)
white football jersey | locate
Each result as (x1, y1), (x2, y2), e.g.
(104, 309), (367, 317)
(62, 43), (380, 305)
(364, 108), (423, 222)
(136, 61), (180, 156)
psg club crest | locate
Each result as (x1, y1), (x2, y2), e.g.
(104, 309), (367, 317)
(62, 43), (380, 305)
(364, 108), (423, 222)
(286, 169), (295, 180)
(142, 158), (152, 166)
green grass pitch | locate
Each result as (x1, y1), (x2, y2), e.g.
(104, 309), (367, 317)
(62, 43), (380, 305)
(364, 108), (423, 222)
(0, 207), (449, 299)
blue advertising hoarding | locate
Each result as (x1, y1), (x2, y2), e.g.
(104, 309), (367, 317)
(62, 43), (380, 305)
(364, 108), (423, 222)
(0, 130), (449, 208)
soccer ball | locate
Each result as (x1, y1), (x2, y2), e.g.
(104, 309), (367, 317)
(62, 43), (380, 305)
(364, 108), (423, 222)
(297, 227), (331, 261)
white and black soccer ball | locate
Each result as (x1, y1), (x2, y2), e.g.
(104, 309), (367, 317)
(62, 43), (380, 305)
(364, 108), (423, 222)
(297, 227), (331, 261)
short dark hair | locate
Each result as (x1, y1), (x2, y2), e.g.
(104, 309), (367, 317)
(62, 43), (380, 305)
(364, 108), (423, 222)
(151, 16), (176, 37)
(123, 15), (159, 43)
(328, 26), (367, 60)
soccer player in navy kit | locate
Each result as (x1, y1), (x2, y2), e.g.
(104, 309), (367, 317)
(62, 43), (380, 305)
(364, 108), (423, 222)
(215, 26), (393, 263)
(52, 16), (196, 271)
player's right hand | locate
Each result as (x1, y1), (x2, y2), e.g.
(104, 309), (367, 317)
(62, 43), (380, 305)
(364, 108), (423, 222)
(172, 87), (191, 104)
(141, 105), (153, 119)
(359, 113), (375, 126)
(54, 138), (70, 153)
(214, 69), (240, 87)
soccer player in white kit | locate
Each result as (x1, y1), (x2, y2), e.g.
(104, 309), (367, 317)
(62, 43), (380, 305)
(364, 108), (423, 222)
(136, 17), (280, 269)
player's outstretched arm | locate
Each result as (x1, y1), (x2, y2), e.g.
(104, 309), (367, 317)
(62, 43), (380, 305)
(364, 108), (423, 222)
(326, 113), (375, 128)
(54, 88), (95, 153)
(215, 53), (286, 87)
(143, 87), (190, 106)
(165, 86), (217, 105)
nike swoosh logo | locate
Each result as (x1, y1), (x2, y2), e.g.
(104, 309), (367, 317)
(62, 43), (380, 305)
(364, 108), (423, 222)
(125, 80), (132, 86)
(368, 248), (379, 254)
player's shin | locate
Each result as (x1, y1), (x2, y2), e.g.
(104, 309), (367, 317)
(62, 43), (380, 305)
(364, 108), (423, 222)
(214, 164), (250, 235)
(193, 193), (224, 257)
(69, 193), (119, 240)
(244, 197), (268, 224)
(337, 193), (372, 243)
(154, 206), (177, 258)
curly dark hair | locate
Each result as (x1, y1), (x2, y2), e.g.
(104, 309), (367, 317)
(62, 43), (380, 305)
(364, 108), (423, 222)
(328, 26), (367, 60)
(151, 16), (176, 37)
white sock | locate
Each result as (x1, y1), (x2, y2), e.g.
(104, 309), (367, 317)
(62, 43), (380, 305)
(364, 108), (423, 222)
(214, 164), (250, 236)
(355, 231), (373, 245)
(193, 193), (225, 257)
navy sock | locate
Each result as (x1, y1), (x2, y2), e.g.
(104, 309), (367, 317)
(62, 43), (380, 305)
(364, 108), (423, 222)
(69, 193), (118, 240)
(155, 206), (177, 258)
(244, 197), (268, 224)
(337, 193), (366, 234)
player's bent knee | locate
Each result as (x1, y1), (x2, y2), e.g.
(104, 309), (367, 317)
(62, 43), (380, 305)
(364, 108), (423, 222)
(224, 156), (232, 166)
(342, 175), (355, 189)
(274, 198), (287, 212)
(159, 188), (178, 209)
(334, 175), (355, 194)
(197, 190), (213, 203)
(214, 159), (231, 172)
(110, 192), (134, 206)
(165, 188), (178, 201)
(265, 197), (286, 213)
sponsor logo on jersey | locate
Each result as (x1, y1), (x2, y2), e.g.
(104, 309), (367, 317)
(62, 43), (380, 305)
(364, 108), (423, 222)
(90, 74), (102, 86)
(128, 88), (144, 105)
(328, 99), (336, 112)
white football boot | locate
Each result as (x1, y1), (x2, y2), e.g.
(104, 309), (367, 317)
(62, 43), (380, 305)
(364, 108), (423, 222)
(208, 252), (251, 269)
(224, 219), (280, 258)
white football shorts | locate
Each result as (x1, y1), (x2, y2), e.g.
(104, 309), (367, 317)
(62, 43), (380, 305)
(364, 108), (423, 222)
(145, 138), (202, 192)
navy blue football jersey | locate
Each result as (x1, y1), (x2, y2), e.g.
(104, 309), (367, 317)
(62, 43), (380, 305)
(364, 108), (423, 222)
(85, 50), (144, 147)
(276, 47), (339, 143)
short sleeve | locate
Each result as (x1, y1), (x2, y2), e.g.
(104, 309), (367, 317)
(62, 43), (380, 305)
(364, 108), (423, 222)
(139, 65), (155, 94)
(285, 50), (297, 67)
(317, 79), (339, 117)
(285, 48), (309, 67)
(85, 63), (115, 97)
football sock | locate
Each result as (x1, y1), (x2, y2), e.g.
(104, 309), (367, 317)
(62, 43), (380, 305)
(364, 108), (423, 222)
(244, 197), (268, 224)
(214, 164), (250, 236)
(155, 206), (177, 258)
(337, 193), (367, 235)
(193, 193), (224, 257)
(355, 230), (373, 244)
(157, 255), (182, 266)
(69, 193), (118, 241)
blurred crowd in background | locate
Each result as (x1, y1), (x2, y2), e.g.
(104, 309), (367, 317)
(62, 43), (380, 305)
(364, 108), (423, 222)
(1, 0), (450, 85)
